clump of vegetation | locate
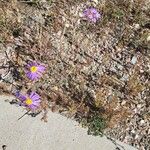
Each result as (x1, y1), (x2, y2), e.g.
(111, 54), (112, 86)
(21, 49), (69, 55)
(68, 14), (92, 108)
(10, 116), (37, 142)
(86, 115), (106, 136)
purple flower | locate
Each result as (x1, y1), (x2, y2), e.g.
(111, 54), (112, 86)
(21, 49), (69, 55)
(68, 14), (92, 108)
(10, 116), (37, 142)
(16, 92), (41, 110)
(83, 7), (101, 23)
(25, 61), (46, 80)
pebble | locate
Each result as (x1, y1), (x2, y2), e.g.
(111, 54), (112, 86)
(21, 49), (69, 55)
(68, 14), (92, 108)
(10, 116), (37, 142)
(140, 120), (145, 125)
(135, 134), (139, 139)
(147, 34), (150, 42)
(137, 104), (142, 109)
(131, 56), (137, 64)
(134, 24), (140, 30)
(121, 100), (126, 105)
(120, 74), (129, 81)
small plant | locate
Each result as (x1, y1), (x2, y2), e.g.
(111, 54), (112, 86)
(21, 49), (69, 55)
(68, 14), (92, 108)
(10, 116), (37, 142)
(86, 115), (106, 136)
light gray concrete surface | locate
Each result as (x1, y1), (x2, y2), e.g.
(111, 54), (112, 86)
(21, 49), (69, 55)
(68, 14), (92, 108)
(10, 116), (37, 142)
(0, 95), (137, 150)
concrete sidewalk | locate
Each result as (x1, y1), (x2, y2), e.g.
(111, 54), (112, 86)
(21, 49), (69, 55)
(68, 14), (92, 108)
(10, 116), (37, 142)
(0, 95), (136, 150)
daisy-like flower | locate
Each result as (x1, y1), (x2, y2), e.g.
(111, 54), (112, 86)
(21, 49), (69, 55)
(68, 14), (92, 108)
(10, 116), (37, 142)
(83, 7), (101, 23)
(16, 91), (41, 110)
(25, 61), (46, 80)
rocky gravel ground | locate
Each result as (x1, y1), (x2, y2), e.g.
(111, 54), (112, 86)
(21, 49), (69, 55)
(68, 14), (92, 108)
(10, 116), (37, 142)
(0, 0), (149, 150)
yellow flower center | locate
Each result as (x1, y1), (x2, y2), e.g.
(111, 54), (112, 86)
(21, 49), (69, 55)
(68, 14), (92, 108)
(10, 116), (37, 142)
(25, 98), (33, 105)
(30, 66), (38, 73)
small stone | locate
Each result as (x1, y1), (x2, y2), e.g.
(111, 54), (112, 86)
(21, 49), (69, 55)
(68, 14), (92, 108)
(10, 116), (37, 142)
(53, 86), (58, 91)
(134, 24), (140, 30)
(147, 35), (150, 42)
(110, 66), (117, 72)
(65, 23), (70, 28)
(135, 134), (139, 139)
(92, 0), (98, 4)
(131, 56), (137, 64)
(117, 64), (123, 70)
(121, 100), (126, 105)
(131, 130), (136, 134)
(140, 120), (145, 125)
(137, 104), (142, 109)
(133, 108), (138, 113)
(1, 71), (13, 83)
(120, 74), (129, 81)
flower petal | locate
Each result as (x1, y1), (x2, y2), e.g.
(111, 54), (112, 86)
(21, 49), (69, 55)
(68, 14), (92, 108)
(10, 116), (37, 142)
(38, 65), (45, 72)
(15, 92), (26, 101)
(29, 92), (40, 101)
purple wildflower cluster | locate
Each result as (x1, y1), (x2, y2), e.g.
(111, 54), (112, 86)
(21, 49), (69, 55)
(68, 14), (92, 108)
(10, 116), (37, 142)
(15, 61), (45, 110)
(83, 7), (101, 23)
(15, 6), (101, 111)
